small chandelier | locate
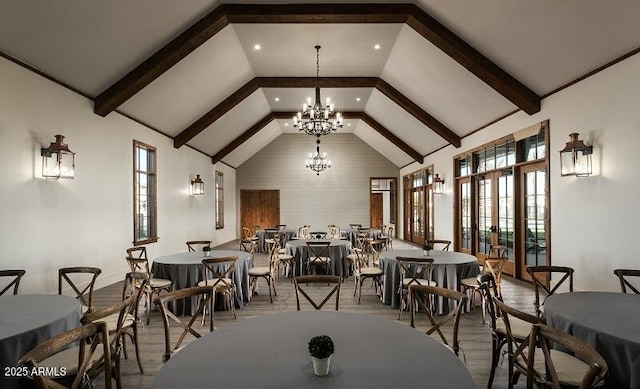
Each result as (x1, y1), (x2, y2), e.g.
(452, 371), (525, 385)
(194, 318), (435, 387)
(293, 45), (343, 136)
(559, 133), (593, 177)
(305, 137), (331, 175)
(190, 174), (204, 195)
(41, 134), (75, 179)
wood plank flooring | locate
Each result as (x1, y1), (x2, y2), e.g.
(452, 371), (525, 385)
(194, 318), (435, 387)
(92, 239), (537, 389)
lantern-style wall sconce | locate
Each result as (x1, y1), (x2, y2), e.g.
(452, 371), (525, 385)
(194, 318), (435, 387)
(559, 133), (593, 177)
(433, 173), (445, 194)
(190, 174), (204, 195)
(41, 135), (75, 179)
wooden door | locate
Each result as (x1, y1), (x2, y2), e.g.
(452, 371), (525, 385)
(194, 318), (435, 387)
(240, 190), (280, 231)
(370, 193), (383, 228)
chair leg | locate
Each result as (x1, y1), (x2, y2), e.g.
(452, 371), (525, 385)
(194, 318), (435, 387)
(487, 335), (500, 388)
(132, 326), (144, 374)
(267, 277), (273, 303)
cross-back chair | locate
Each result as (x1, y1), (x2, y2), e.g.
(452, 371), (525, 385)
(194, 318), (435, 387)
(305, 241), (332, 275)
(239, 238), (256, 263)
(526, 265), (574, 318)
(18, 321), (112, 389)
(527, 323), (608, 389)
(484, 244), (509, 296)
(293, 275), (342, 311)
(386, 224), (395, 249)
(0, 269), (26, 295)
(83, 280), (145, 389)
(248, 242), (278, 303)
(155, 286), (215, 362)
(125, 248), (173, 325)
(613, 268), (640, 294)
(352, 247), (383, 304)
(368, 239), (386, 262)
(58, 266), (102, 313)
(425, 239), (452, 251)
(409, 285), (468, 359)
(328, 226), (341, 239)
(197, 256), (238, 326)
(494, 298), (544, 389)
(396, 256), (436, 320)
(113, 272), (149, 375)
(186, 240), (212, 252)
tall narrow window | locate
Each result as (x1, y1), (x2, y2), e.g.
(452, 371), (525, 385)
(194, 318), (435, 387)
(215, 171), (224, 229)
(133, 141), (157, 245)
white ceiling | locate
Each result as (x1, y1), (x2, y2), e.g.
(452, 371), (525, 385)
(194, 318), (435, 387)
(1, 0), (639, 167)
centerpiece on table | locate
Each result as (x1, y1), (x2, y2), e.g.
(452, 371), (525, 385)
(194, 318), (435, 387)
(203, 245), (211, 257)
(423, 242), (432, 256)
(308, 334), (334, 376)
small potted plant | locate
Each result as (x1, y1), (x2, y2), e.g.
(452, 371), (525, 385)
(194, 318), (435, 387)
(203, 245), (211, 257)
(422, 242), (432, 256)
(308, 335), (334, 376)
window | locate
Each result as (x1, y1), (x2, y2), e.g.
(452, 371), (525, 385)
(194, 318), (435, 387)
(215, 171), (224, 229)
(133, 141), (157, 245)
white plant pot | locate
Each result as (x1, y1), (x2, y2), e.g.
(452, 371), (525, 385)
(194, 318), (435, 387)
(311, 355), (332, 376)
(204, 251), (211, 257)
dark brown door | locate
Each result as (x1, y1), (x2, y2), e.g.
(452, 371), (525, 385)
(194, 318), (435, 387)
(240, 190), (280, 231)
(370, 193), (383, 228)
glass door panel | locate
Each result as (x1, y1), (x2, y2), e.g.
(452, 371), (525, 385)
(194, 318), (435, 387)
(457, 178), (472, 253)
(520, 163), (548, 279)
(476, 176), (492, 257)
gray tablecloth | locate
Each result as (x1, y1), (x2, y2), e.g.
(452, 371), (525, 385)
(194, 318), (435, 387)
(256, 229), (297, 253)
(151, 311), (474, 389)
(545, 292), (640, 389)
(286, 239), (351, 277)
(0, 295), (81, 389)
(379, 249), (480, 313)
(341, 228), (382, 247)
(151, 250), (252, 315)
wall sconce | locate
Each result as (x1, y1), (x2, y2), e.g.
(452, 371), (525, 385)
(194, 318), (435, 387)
(190, 174), (204, 195)
(41, 135), (75, 179)
(559, 133), (593, 177)
(433, 173), (445, 194)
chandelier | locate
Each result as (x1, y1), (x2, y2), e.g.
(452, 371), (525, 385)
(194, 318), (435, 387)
(293, 45), (343, 136)
(305, 137), (331, 175)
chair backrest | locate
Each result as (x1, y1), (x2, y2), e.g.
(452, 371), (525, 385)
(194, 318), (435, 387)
(186, 240), (212, 252)
(126, 246), (147, 259)
(306, 241), (331, 264)
(476, 273), (501, 330)
(388, 224), (395, 238)
(201, 256), (238, 289)
(18, 321), (112, 389)
(484, 249), (508, 296)
(276, 224), (286, 232)
(121, 270), (150, 304)
(155, 286), (215, 362)
(349, 223), (362, 229)
(528, 323), (608, 389)
(293, 275), (342, 310)
(0, 269), (26, 296)
(367, 240), (385, 265)
(58, 267), (102, 312)
(328, 226), (341, 239)
(264, 228), (279, 239)
(125, 256), (150, 274)
(351, 248), (368, 273)
(396, 257), (434, 287)
(409, 285), (468, 356)
(613, 268), (640, 294)
(239, 239), (256, 255)
(526, 265), (574, 317)
(425, 239), (451, 251)
(242, 226), (253, 239)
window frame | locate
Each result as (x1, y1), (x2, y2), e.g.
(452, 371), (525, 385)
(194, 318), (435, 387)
(133, 140), (158, 245)
(215, 171), (224, 229)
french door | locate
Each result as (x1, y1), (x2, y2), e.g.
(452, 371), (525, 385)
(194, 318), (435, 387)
(519, 162), (548, 280)
(406, 187), (426, 244)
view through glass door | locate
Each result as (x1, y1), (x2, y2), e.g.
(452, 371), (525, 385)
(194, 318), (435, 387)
(520, 162), (547, 280)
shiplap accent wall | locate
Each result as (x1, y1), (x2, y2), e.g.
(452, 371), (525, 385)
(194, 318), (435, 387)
(236, 133), (399, 232)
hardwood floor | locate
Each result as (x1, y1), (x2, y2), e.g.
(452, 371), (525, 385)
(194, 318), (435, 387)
(92, 239), (537, 389)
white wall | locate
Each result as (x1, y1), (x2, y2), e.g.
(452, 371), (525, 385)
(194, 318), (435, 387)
(400, 52), (640, 292)
(236, 133), (399, 231)
(0, 57), (236, 293)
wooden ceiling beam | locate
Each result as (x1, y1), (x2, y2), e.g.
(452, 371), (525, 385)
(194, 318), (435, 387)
(211, 113), (275, 164)
(223, 3), (411, 23)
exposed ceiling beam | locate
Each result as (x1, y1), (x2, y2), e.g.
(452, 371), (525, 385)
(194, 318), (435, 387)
(174, 77), (459, 149)
(212, 110), (425, 165)
(93, 3), (540, 117)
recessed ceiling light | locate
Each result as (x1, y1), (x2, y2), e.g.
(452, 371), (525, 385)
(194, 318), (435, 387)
(274, 97), (280, 102)
(348, 123), (352, 126)
(284, 123), (288, 126)
(374, 44), (381, 50)
(254, 44), (261, 51)
(356, 97), (361, 101)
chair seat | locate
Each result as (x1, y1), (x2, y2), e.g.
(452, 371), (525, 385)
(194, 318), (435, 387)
(358, 267), (383, 276)
(402, 278), (436, 286)
(515, 348), (592, 387)
(495, 316), (533, 340)
(150, 277), (172, 289)
(94, 312), (136, 332)
(278, 249), (286, 254)
(278, 254), (293, 260)
(248, 266), (270, 276)
(197, 278), (234, 290)
(460, 277), (481, 288)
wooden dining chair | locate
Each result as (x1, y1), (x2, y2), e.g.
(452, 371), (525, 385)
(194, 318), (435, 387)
(409, 285), (468, 358)
(0, 269), (26, 295)
(352, 247), (383, 304)
(186, 240), (212, 252)
(527, 323), (608, 389)
(306, 241), (332, 275)
(18, 321), (112, 389)
(396, 256), (436, 320)
(613, 268), (640, 294)
(197, 256), (238, 326)
(293, 275), (342, 311)
(58, 266), (102, 313)
(125, 247), (173, 325)
(248, 243), (278, 303)
(155, 286), (215, 363)
(526, 265), (574, 318)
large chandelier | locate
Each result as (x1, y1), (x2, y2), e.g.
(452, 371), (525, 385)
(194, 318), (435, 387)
(305, 137), (331, 175)
(293, 45), (343, 136)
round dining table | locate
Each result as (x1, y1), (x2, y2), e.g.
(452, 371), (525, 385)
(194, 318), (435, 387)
(151, 250), (252, 315)
(544, 292), (640, 388)
(286, 239), (352, 277)
(379, 249), (480, 313)
(151, 311), (475, 389)
(0, 294), (81, 389)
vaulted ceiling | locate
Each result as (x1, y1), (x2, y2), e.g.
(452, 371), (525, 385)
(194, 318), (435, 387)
(2, 1), (639, 168)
